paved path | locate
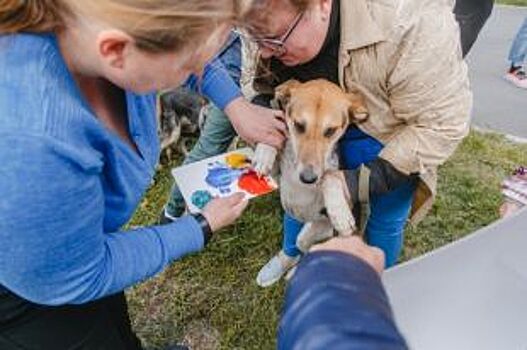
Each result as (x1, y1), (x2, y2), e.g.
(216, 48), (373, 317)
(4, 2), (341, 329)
(467, 5), (527, 140)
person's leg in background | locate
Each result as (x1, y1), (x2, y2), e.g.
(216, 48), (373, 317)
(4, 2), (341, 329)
(504, 17), (527, 89)
(164, 33), (242, 219)
(508, 17), (527, 68)
(454, 0), (494, 58)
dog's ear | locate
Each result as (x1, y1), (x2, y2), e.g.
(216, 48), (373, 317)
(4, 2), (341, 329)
(273, 79), (301, 111)
(347, 92), (369, 124)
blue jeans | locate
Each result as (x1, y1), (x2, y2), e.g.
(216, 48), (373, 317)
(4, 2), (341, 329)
(166, 33), (242, 217)
(282, 128), (416, 268)
(508, 17), (527, 67)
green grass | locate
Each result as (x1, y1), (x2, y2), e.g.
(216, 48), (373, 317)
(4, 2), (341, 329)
(126, 130), (527, 350)
(497, 0), (527, 6)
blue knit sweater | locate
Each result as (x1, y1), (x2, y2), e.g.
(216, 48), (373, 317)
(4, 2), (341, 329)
(0, 33), (238, 306)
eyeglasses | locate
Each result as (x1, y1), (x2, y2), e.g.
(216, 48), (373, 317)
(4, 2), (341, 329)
(246, 12), (304, 57)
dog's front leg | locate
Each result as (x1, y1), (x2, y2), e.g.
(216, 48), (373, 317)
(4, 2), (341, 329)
(253, 143), (278, 176)
(296, 220), (335, 253)
(322, 171), (356, 236)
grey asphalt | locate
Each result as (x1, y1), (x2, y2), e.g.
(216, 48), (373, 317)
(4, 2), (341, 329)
(467, 5), (527, 140)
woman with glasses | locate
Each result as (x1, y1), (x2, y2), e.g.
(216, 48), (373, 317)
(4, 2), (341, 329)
(238, 0), (473, 286)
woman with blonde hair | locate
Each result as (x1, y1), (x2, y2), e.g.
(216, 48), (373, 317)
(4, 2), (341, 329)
(0, 1), (256, 348)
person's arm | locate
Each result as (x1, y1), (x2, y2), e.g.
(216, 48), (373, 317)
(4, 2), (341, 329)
(185, 57), (242, 111)
(186, 57), (286, 148)
(334, 158), (418, 209)
(278, 244), (407, 349)
(378, 3), (472, 181)
(0, 134), (207, 306)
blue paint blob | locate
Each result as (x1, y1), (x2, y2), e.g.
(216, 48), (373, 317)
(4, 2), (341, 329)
(205, 162), (243, 194)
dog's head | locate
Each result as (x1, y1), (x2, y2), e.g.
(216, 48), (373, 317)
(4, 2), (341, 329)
(275, 79), (368, 185)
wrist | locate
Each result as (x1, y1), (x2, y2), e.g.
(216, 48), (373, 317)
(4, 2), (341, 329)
(224, 96), (246, 124)
(191, 213), (213, 246)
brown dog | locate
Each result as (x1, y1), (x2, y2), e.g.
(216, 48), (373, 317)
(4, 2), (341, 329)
(253, 79), (368, 287)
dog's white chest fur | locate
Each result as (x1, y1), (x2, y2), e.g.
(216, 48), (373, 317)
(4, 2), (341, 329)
(279, 141), (339, 222)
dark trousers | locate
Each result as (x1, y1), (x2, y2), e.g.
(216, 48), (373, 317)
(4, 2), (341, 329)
(454, 0), (495, 57)
(0, 287), (142, 350)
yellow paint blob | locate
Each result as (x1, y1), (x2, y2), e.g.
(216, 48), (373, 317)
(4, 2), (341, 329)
(226, 153), (250, 169)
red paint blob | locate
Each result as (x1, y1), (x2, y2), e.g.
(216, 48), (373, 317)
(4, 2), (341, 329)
(238, 170), (274, 195)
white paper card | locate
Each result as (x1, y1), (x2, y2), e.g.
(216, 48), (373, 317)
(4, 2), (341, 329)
(171, 148), (278, 213)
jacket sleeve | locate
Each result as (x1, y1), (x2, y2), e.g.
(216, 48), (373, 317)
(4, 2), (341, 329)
(278, 251), (407, 350)
(379, 4), (472, 177)
(0, 134), (204, 306)
(185, 57), (242, 111)
(343, 158), (418, 207)
(185, 32), (243, 110)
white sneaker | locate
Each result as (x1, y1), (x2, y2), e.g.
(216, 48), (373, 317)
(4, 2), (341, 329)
(504, 69), (527, 89)
(256, 251), (300, 287)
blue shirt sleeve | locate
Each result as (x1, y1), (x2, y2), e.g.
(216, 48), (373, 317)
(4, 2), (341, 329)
(186, 57), (243, 111)
(278, 251), (408, 350)
(0, 133), (204, 306)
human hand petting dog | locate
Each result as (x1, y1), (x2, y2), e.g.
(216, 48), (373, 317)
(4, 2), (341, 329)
(311, 236), (385, 275)
(202, 193), (248, 232)
(322, 170), (356, 236)
(225, 97), (287, 149)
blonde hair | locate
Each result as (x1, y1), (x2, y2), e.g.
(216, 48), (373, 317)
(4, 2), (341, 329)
(0, 0), (253, 52)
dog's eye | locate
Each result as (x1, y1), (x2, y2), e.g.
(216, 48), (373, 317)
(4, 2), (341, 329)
(293, 121), (306, 134)
(324, 127), (337, 138)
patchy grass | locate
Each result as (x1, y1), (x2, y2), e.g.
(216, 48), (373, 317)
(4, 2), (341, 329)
(126, 130), (527, 350)
(497, 0), (527, 6)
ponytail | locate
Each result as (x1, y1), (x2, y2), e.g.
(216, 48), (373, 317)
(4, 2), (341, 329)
(0, 0), (66, 34)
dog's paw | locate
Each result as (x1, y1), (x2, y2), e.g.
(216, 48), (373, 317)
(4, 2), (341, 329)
(327, 202), (355, 236)
(322, 172), (356, 236)
(253, 143), (278, 176)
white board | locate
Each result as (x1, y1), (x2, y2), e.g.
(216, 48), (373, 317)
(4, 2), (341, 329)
(171, 148), (278, 213)
(383, 209), (527, 350)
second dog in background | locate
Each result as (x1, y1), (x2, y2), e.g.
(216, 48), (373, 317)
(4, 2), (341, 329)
(158, 87), (208, 160)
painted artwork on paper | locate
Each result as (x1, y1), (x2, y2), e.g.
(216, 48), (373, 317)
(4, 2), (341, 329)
(171, 148), (278, 213)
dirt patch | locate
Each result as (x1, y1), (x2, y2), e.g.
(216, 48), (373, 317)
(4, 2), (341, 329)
(181, 319), (221, 350)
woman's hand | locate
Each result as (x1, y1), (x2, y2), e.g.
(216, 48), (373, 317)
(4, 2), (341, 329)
(311, 236), (385, 275)
(201, 193), (249, 232)
(224, 97), (287, 149)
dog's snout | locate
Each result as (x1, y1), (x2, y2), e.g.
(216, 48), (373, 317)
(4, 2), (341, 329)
(299, 166), (319, 185)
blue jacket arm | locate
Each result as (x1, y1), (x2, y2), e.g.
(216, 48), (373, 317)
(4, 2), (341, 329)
(0, 134), (204, 306)
(278, 251), (407, 350)
(185, 57), (242, 111)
